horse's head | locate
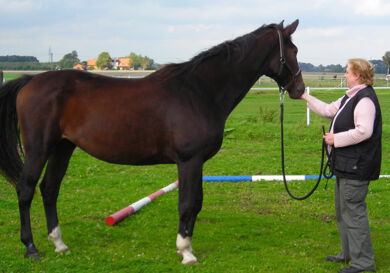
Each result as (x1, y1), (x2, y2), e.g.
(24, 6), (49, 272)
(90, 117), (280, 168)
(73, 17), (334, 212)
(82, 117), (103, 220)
(265, 20), (305, 99)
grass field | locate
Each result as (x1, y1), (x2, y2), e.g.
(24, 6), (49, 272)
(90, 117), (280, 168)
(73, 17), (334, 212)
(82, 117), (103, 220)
(3, 73), (21, 82)
(0, 76), (389, 272)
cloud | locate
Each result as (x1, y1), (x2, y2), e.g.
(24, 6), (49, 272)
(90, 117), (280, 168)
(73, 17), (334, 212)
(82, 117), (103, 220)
(0, 0), (388, 65)
(0, 0), (38, 13)
(296, 27), (346, 38)
(294, 24), (390, 65)
(166, 24), (216, 33)
(346, 0), (390, 16)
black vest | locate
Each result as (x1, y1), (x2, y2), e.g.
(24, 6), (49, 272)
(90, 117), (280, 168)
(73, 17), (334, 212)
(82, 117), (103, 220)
(331, 86), (382, 180)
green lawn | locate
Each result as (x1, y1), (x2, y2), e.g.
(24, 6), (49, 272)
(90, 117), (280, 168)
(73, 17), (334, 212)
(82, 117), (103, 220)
(0, 84), (389, 272)
(3, 73), (21, 82)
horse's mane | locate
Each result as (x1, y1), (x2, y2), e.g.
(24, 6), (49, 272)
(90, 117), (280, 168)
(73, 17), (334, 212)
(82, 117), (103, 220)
(153, 23), (280, 80)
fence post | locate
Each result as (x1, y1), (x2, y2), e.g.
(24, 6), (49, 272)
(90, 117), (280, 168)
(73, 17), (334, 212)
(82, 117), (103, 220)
(0, 71), (3, 87)
(306, 86), (310, 126)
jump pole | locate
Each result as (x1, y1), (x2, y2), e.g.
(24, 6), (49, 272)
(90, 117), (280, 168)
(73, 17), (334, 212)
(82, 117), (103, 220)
(106, 180), (178, 226)
(203, 175), (323, 182)
(203, 175), (390, 182)
(106, 174), (390, 225)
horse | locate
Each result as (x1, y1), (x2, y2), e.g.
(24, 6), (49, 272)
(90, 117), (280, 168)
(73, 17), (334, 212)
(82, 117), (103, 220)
(0, 20), (304, 264)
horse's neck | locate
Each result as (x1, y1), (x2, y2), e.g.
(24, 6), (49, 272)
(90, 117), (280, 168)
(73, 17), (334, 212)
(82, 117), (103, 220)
(217, 71), (261, 115)
(202, 57), (270, 118)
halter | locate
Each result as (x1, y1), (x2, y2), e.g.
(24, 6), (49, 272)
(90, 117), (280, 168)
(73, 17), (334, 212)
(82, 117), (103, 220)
(272, 26), (327, 201)
(271, 26), (302, 93)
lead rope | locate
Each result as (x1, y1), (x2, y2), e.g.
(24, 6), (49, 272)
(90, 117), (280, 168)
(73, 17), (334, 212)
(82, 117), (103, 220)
(279, 88), (328, 200)
(321, 126), (334, 189)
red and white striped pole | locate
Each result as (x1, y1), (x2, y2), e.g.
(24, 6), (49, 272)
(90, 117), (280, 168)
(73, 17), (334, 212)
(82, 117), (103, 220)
(106, 180), (179, 226)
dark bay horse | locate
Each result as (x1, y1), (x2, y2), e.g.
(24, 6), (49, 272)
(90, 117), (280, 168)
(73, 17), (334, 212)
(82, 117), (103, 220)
(0, 20), (304, 264)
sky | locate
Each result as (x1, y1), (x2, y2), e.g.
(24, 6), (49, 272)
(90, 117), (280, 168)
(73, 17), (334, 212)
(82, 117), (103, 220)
(0, 0), (389, 66)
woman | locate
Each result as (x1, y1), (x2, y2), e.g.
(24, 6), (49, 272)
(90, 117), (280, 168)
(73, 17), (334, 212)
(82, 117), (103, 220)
(301, 58), (381, 273)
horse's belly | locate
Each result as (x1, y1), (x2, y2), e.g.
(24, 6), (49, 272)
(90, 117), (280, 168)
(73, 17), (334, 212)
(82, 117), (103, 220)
(66, 131), (174, 165)
(83, 148), (175, 165)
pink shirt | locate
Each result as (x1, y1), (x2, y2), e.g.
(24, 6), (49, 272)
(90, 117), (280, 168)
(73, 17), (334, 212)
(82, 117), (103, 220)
(305, 84), (376, 148)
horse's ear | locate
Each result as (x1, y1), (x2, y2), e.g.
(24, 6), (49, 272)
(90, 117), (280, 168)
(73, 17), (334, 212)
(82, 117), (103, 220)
(284, 19), (299, 36)
(279, 20), (284, 28)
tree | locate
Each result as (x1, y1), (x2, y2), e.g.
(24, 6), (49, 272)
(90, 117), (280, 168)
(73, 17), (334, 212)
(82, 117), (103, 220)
(383, 51), (390, 74)
(96, 52), (112, 70)
(370, 60), (387, 74)
(299, 62), (319, 72)
(0, 55), (39, 62)
(128, 52), (154, 70)
(332, 64), (344, 73)
(58, 50), (80, 69)
(128, 52), (142, 70)
(141, 56), (154, 70)
(81, 61), (87, 69)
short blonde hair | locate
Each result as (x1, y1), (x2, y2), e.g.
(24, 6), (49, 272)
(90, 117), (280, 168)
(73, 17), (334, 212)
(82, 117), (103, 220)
(348, 58), (374, 86)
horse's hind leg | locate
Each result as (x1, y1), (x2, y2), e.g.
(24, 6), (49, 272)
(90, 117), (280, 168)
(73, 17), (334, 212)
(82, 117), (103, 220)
(39, 140), (75, 253)
(176, 158), (203, 264)
(17, 152), (48, 258)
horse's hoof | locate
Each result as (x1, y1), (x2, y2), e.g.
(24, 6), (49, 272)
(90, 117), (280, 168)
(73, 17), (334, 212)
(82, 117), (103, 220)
(55, 246), (69, 253)
(182, 256), (198, 265)
(24, 251), (40, 259)
(25, 244), (40, 259)
(178, 251), (198, 264)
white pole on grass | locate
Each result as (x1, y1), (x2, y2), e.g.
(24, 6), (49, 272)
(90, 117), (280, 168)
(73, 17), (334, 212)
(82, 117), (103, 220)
(306, 86), (310, 126)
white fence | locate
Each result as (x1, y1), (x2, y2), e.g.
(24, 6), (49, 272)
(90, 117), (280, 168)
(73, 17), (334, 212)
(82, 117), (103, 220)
(305, 86), (390, 126)
(251, 86), (389, 126)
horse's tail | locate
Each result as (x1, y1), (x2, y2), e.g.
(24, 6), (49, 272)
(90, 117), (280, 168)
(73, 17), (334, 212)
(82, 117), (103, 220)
(0, 71), (4, 87)
(0, 75), (34, 186)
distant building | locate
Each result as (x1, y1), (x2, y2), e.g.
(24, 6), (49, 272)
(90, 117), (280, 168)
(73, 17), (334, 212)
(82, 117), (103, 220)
(112, 57), (132, 70)
(86, 57), (132, 70)
(73, 64), (84, 70)
(87, 59), (98, 70)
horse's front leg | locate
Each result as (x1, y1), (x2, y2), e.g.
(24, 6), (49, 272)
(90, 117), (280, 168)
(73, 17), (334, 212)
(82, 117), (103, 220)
(176, 158), (203, 264)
